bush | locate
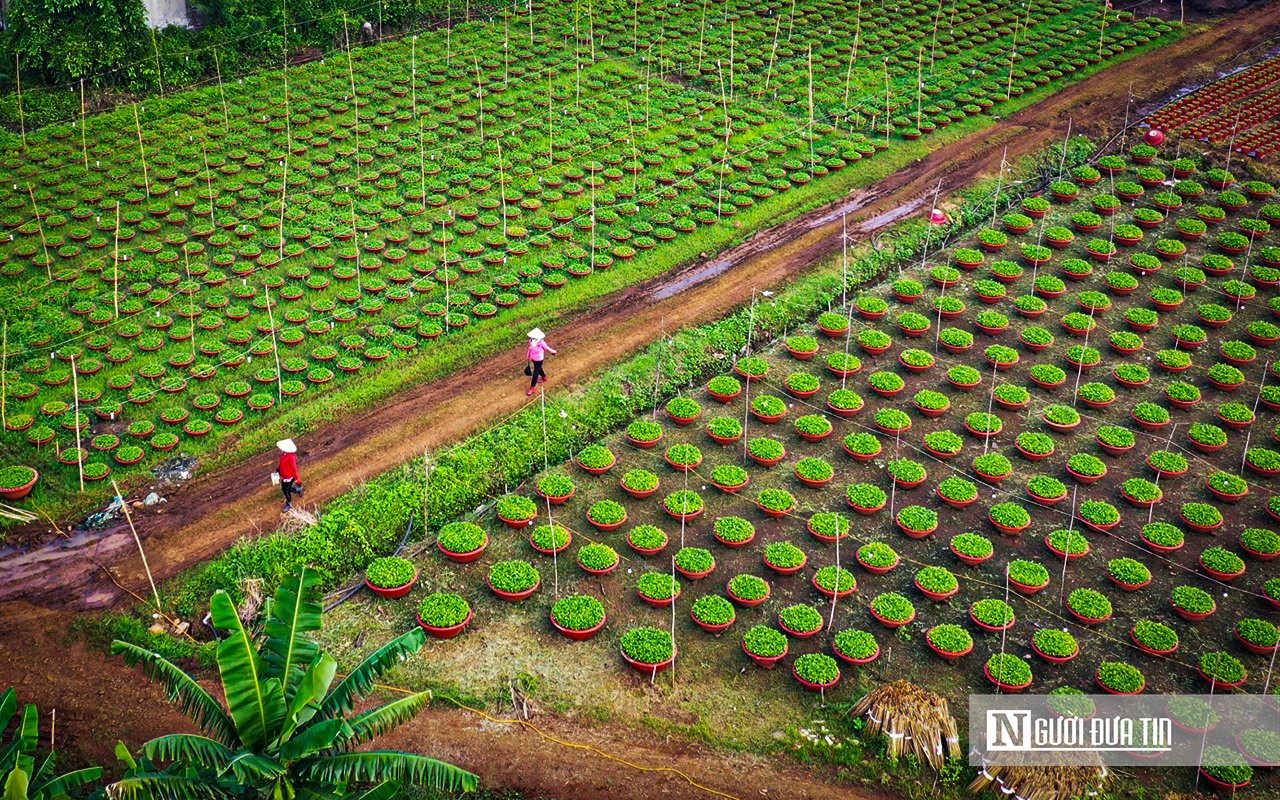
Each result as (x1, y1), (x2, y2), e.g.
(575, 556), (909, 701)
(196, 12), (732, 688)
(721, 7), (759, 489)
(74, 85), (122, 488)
(727, 574), (769, 602)
(896, 505), (937, 532)
(1027, 475), (1066, 499)
(1108, 557), (1150, 586)
(764, 541), (806, 569)
(1237, 617), (1278, 648)
(1122, 477), (1162, 503)
(794, 415), (832, 436)
(857, 542), (897, 569)
(742, 625), (787, 658)
(1096, 661), (1144, 693)
(620, 627), (675, 664)
(621, 469), (659, 493)
(530, 524), (571, 552)
(748, 437), (785, 461)
(989, 502), (1029, 528)
(927, 624), (972, 654)
(538, 473), (575, 499)
(936, 476), (977, 502)
(589, 500), (628, 525)
(1008, 559), (1048, 587)
(814, 565), (857, 593)
(577, 444), (615, 469)
(1033, 628), (1078, 658)
(915, 566), (957, 594)
(1200, 746), (1253, 786)
(1142, 521), (1183, 548)
(707, 375), (742, 397)
(489, 560), (540, 593)
(833, 629), (879, 660)
(970, 598), (1014, 628)
(1199, 651), (1246, 684)
(888, 458), (926, 483)
(713, 516), (755, 544)
(1182, 502), (1222, 528)
(808, 512), (850, 540)
(757, 488), (795, 512)
(552, 594), (605, 631)
(986, 653), (1031, 686)
(637, 572), (679, 601)
(1172, 585), (1214, 614)
(870, 592), (915, 623)
(779, 604), (824, 634)
(1067, 453), (1106, 477)
(438, 521), (487, 554)
(973, 453), (1011, 478)
(691, 594), (735, 626)
(1201, 546), (1244, 575)
(417, 593), (470, 628)
(1079, 500), (1119, 526)
(950, 532), (992, 558)
(924, 430), (963, 455)
(578, 542), (619, 572)
(365, 556), (416, 588)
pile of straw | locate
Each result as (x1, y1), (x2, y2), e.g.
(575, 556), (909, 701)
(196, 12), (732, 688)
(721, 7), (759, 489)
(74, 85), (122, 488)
(851, 680), (961, 771)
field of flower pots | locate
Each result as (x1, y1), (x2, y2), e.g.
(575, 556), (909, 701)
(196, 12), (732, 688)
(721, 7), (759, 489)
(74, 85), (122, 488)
(1146, 54), (1280, 159)
(600, 0), (1173, 139)
(317, 140), (1280, 773)
(0, 0), (1176, 514)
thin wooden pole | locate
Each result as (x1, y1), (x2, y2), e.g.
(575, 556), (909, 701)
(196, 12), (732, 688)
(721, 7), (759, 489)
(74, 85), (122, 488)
(112, 203), (121, 318)
(113, 479), (163, 614)
(1, 322), (7, 430)
(265, 287), (283, 405)
(27, 183), (51, 281)
(14, 54), (25, 149)
(214, 48), (230, 132)
(132, 104), (151, 199)
(70, 356), (84, 492)
(79, 80), (89, 173)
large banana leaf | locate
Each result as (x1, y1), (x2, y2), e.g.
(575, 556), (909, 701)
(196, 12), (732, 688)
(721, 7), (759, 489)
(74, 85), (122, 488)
(105, 773), (229, 800)
(112, 641), (238, 746)
(30, 766), (103, 798)
(2, 766), (28, 800)
(295, 752), (477, 793)
(210, 591), (286, 751)
(0, 700), (37, 767)
(276, 719), (349, 763)
(340, 693), (431, 751)
(318, 628), (426, 719)
(262, 568), (323, 703)
(280, 654), (338, 742)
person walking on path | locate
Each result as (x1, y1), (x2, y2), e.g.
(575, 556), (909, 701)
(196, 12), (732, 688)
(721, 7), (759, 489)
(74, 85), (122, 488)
(526, 328), (557, 396)
(276, 438), (301, 511)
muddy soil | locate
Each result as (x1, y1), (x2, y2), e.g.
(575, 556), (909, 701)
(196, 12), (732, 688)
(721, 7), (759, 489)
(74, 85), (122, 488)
(3, 5), (1280, 797)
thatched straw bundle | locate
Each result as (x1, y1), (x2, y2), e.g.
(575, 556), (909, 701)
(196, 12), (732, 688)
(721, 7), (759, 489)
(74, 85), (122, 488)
(851, 680), (961, 771)
(969, 752), (1108, 800)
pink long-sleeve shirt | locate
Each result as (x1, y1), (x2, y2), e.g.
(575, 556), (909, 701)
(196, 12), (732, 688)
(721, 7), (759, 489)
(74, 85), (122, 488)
(528, 340), (556, 361)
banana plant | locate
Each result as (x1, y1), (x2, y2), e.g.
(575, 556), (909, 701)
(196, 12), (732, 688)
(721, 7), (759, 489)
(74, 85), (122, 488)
(109, 567), (476, 799)
(0, 687), (103, 799)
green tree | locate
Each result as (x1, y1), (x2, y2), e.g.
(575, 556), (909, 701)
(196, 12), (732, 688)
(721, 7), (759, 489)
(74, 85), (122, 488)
(109, 568), (477, 798)
(7, 0), (151, 86)
(0, 687), (103, 799)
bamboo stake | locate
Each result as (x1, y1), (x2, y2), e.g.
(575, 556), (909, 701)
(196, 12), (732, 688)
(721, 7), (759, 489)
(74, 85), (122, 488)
(214, 49), (230, 132)
(70, 356), (84, 492)
(344, 14), (362, 183)
(132, 104), (151, 199)
(79, 80), (89, 173)
(113, 479), (163, 614)
(14, 54), (25, 149)
(265, 287), (283, 405)
(151, 27), (166, 95)
(113, 203), (121, 318)
(1, 322), (7, 430)
(26, 183), (51, 282)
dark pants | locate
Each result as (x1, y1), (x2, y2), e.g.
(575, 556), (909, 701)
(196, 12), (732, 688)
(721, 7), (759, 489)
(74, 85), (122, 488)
(529, 359), (546, 388)
(282, 479), (297, 505)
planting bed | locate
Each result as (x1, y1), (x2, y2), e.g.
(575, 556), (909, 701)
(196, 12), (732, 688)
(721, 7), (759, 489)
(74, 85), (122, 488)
(321, 141), (1280, 764)
(1146, 54), (1280, 159)
(0, 0), (1173, 514)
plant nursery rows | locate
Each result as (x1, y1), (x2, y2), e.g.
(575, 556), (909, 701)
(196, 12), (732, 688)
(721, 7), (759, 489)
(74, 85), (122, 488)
(340, 140), (1280, 751)
(0, 0), (1174, 511)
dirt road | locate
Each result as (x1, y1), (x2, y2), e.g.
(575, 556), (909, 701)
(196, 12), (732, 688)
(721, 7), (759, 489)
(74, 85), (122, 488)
(2, 5), (1280, 796)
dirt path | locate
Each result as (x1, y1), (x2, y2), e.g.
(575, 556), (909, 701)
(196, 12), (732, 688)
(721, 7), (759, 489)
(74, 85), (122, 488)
(2, 599), (874, 800)
(2, 6), (1280, 796)
(5, 6), (1280, 611)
